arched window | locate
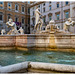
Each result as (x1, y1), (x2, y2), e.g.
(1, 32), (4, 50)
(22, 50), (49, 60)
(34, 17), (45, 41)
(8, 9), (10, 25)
(0, 12), (3, 21)
(15, 4), (19, 11)
(56, 14), (60, 20)
(43, 17), (46, 23)
(49, 16), (52, 21)
(0, 2), (3, 9)
(57, 3), (59, 8)
(65, 12), (69, 18)
(22, 6), (24, 13)
(22, 18), (24, 24)
(66, 2), (69, 5)
(49, 5), (51, 10)
(8, 3), (12, 10)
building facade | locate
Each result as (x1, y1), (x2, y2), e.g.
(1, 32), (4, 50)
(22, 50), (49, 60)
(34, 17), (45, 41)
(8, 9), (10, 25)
(0, 1), (30, 34)
(30, 1), (75, 33)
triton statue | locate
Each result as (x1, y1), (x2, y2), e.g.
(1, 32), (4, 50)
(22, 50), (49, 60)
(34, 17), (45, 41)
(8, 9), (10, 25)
(6, 18), (19, 35)
(64, 18), (75, 32)
(1, 29), (6, 35)
(18, 27), (24, 35)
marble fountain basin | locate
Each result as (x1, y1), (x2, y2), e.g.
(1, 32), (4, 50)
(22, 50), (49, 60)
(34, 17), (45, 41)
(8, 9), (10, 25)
(0, 50), (75, 73)
(0, 34), (75, 73)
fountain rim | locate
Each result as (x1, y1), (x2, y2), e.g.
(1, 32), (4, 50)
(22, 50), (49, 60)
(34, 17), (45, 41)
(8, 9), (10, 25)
(0, 61), (75, 73)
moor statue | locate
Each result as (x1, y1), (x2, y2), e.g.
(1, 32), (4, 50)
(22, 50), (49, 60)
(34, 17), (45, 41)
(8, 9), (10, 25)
(34, 6), (43, 31)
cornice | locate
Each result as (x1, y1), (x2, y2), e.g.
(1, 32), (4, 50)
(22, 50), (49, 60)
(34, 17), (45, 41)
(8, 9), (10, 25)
(29, 2), (45, 8)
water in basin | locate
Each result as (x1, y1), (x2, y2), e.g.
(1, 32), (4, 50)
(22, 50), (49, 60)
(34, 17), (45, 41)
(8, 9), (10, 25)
(0, 50), (75, 66)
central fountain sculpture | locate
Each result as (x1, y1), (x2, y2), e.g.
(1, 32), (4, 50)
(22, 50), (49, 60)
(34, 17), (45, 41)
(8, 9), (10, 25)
(45, 20), (59, 33)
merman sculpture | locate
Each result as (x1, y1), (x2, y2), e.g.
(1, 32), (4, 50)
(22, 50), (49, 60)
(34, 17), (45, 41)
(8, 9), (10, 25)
(6, 18), (19, 35)
(1, 28), (6, 35)
(64, 18), (75, 32)
(18, 27), (24, 35)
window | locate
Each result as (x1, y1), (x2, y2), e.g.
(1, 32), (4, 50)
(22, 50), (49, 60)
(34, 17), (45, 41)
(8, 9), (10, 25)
(43, 8), (45, 12)
(22, 6), (24, 13)
(28, 2), (30, 4)
(28, 8), (30, 14)
(49, 16), (52, 21)
(8, 16), (11, 21)
(66, 2), (69, 5)
(49, 6), (51, 10)
(58, 26), (60, 29)
(43, 17), (46, 23)
(65, 12), (69, 18)
(0, 2), (3, 4)
(43, 3), (45, 6)
(33, 7), (34, 10)
(39, 9), (40, 11)
(33, 19), (35, 25)
(33, 11), (34, 16)
(38, 5), (40, 8)
(57, 3), (59, 8)
(22, 18), (24, 24)
(0, 24), (2, 27)
(49, 1), (51, 4)
(56, 14), (60, 20)
(15, 4), (19, 11)
(0, 14), (2, 21)
(15, 17), (18, 22)
(8, 3), (11, 10)
(0, 2), (3, 9)
(28, 18), (30, 24)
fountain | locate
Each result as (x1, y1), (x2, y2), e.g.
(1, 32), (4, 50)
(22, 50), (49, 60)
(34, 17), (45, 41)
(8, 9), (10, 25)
(0, 7), (75, 73)
(0, 8), (75, 51)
